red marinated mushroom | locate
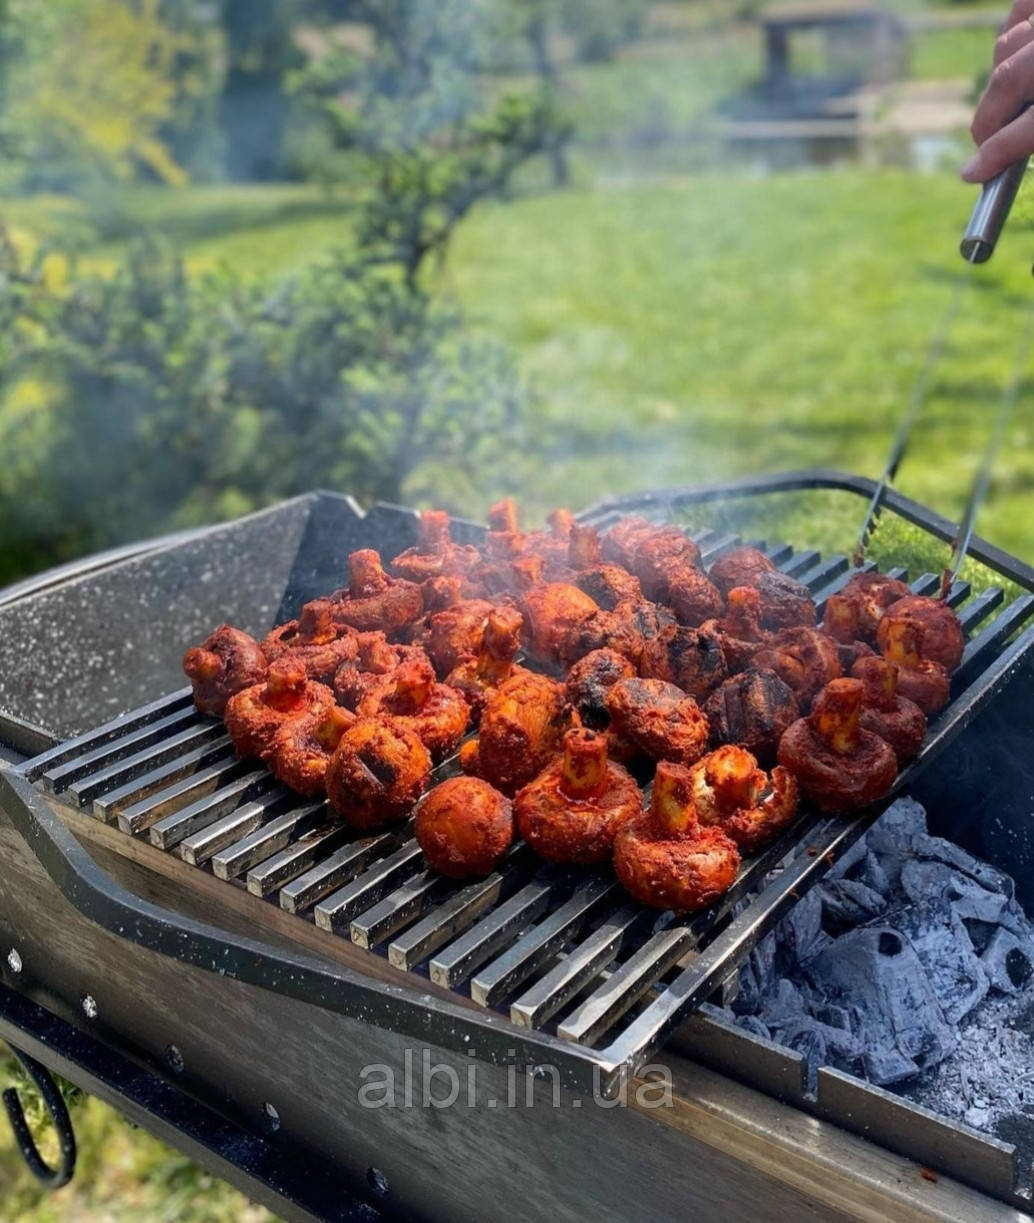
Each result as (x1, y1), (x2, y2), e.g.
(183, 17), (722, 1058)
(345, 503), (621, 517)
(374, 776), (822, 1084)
(707, 547), (777, 598)
(606, 677), (710, 766)
(613, 762), (741, 913)
(777, 678), (898, 812)
(326, 717), (432, 829)
(515, 728), (642, 864)
(331, 549), (423, 637)
(565, 648), (636, 729)
(261, 599), (359, 682)
(639, 624), (728, 703)
(416, 777), (514, 879)
(751, 626), (842, 710)
(688, 745), (799, 853)
(183, 625), (268, 717)
(703, 668), (799, 764)
(268, 705), (357, 797)
(358, 655), (470, 760)
(877, 595), (965, 672)
(224, 657), (335, 763)
(461, 671), (567, 796)
(446, 605), (525, 722)
(852, 655), (926, 765)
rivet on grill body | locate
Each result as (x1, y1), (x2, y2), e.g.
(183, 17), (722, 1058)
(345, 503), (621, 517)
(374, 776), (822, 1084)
(6, 949), (22, 975)
(165, 1045), (184, 1074)
(367, 1167), (389, 1196)
(263, 1101), (280, 1132)
(81, 995), (98, 1021)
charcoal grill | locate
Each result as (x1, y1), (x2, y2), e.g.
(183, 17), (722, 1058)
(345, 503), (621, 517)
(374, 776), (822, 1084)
(3, 470), (1034, 1223)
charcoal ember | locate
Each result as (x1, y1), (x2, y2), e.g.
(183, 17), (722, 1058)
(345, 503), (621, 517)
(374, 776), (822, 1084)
(774, 889), (829, 966)
(819, 878), (887, 926)
(981, 927), (1034, 995)
(912, 832), (1016, 900)
(766, 977), (807, 1024)
(806, 926), (957, 1085)
(749, 934), (778, 997)
(736, 1015), (772, 1041)
(769, 1010), (861, 1061)
(731, 960), (761, 1016)
(900, 860), (1010, 929)
(858, 850), (890, 898)
(884, 899), (988, 1025)
(865, 797), (928, 857)
(815, 1004), (852, 1033)
(828, 837), (868, 881)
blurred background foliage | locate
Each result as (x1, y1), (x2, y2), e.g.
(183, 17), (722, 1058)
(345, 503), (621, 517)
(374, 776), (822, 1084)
(0, 0), (1030, 1216)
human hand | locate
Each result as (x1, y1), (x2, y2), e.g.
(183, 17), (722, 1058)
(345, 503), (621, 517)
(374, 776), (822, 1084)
(963, 3), (1034, 183)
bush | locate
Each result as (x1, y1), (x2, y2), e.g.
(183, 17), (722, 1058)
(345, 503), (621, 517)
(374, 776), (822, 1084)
(0, 233), (526, 582)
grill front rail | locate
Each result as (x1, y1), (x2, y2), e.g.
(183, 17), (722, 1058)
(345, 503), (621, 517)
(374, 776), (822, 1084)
(12, 480), (1034, 1096)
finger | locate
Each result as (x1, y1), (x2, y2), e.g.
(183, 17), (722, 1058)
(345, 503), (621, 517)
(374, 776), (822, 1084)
(995, 20), (1034, 68)
(971, 41), (1034, 147)
(962, 108), (1034, 182)
(1002, 2), (1034, 35)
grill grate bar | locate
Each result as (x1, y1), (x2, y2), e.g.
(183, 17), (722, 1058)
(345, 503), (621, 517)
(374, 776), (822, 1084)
(246, 824), (355, 898)
(350, 871), (452, 949)
(41, 707), (200, 794)
(180, 792), (293, 867)
(557, 926), (692, 1045)
(798, 555), (849, 592)
(150, 771), (277, 850)
(312, 841), (424, 929)
(958, 586), (1005, 633)
(470, 877), (620, 1008)
(280, 831), (407, 915)
(782, 550), (821, 578)
(910, 573), (941, 597)
(510, 904), (645, 1028)
(92, 737), (235, 822)
(387, 849), (532, 971)
(119, 757), (250, 836)
(958, 595), (1034, 678)
(67, 721), (229, 809)
(698, 534), (741, 564)
(762, 543), (795, 565)
(23, 688), (193, 783)
(428, 877), (558, 989)
(211, 804), (327, 881)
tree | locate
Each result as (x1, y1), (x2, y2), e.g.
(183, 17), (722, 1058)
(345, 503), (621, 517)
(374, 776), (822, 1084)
(0, 0), (195, 190)
(0, 233), (527, 581)
(291, 0), (572, 286)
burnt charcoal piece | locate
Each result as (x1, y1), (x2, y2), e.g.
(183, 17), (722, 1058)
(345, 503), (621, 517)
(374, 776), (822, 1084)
(805, 926), (957, 1086)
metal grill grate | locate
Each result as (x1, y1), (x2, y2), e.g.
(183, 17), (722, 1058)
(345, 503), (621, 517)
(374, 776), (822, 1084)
(18, 508), (1034, 1090)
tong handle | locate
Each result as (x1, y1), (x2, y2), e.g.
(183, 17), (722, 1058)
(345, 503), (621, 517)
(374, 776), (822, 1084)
(961, 149), (1030, 265)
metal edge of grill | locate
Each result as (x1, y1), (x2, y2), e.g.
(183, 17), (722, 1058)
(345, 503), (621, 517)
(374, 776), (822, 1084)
(10, 472), (1034, 1103)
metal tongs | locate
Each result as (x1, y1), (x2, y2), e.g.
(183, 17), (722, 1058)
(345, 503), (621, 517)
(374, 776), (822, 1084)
(855, 155), (1034, 589)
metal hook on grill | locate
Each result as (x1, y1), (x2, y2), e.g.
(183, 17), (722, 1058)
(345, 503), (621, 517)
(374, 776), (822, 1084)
(2, 1043), (77, 1190)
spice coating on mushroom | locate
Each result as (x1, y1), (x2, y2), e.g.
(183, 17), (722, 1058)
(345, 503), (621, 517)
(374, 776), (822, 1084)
(416, 777), (514, 879)
(613, 762), (741, 913)
(515, 728), (642, 865)
(778, 678), (898, 812)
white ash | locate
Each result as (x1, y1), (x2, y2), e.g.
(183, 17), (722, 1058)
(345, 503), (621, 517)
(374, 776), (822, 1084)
(725, 797), (1034, 1140)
